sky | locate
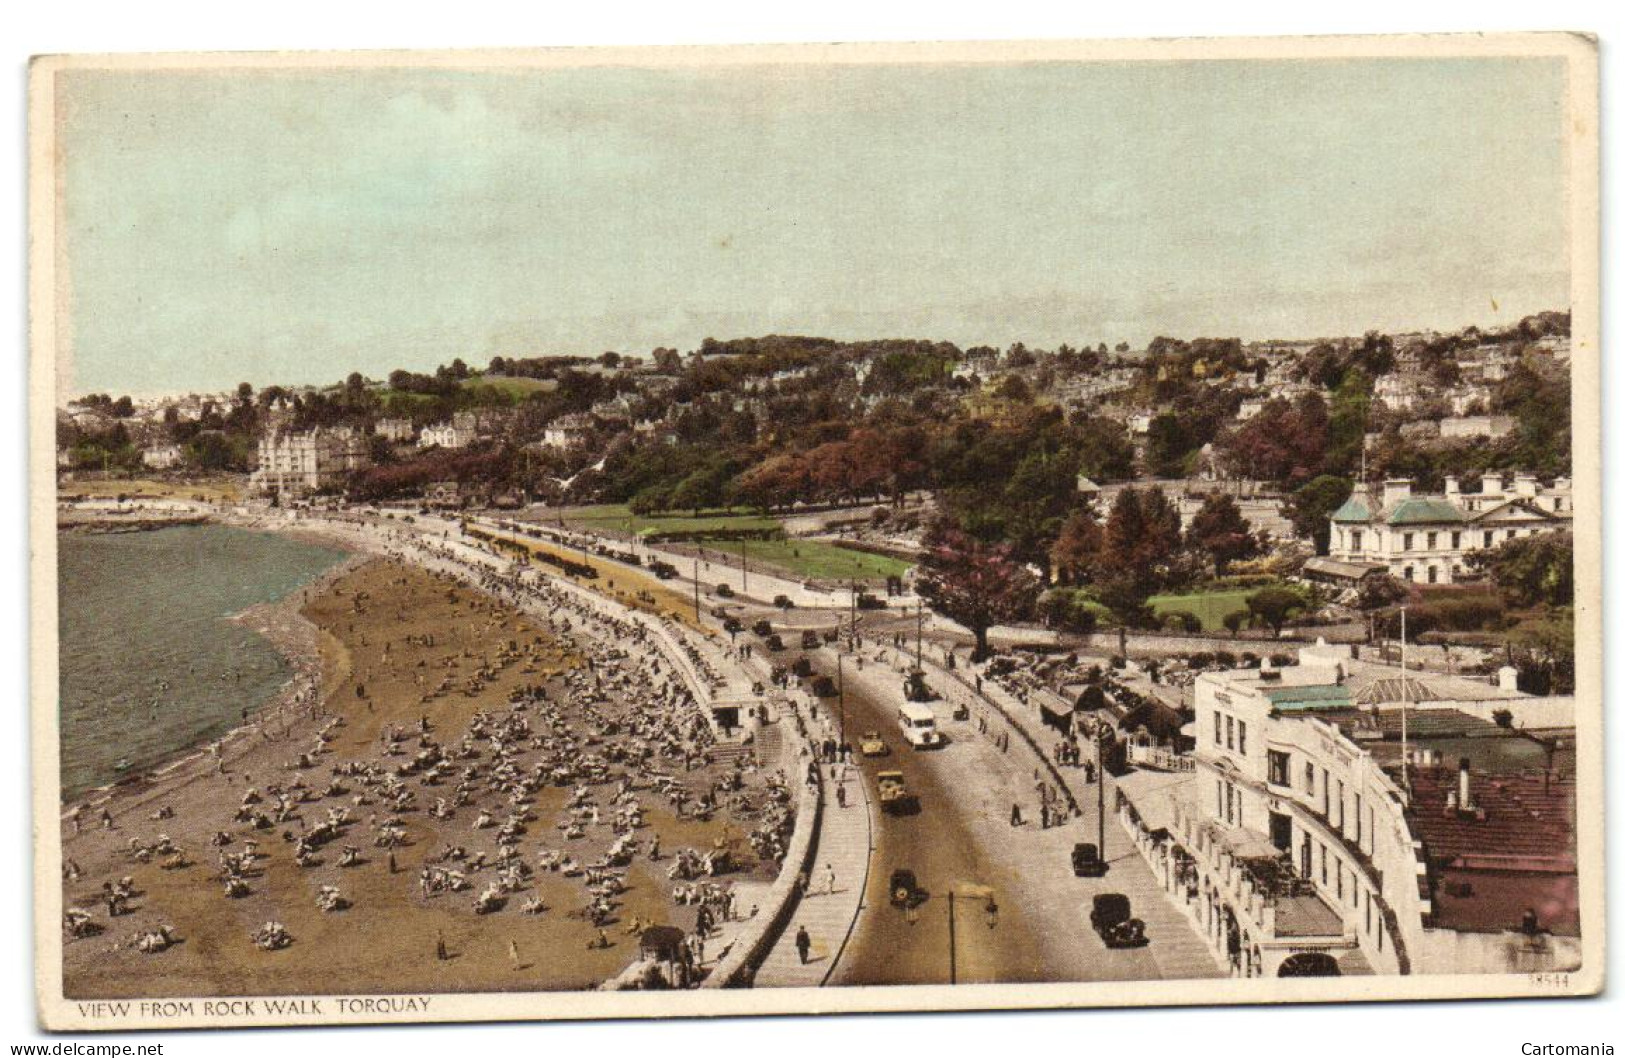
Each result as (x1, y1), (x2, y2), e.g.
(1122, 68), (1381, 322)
(53, 56), (1571, 397)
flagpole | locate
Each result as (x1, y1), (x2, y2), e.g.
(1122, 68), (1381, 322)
(1399, 605), (1410, 795)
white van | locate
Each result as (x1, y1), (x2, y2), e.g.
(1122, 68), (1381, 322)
(897, 703), (942, 748)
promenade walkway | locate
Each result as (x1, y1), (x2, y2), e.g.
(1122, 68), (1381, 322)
(751, 754), (873, 986)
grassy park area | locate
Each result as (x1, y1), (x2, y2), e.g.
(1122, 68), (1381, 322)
(58, 476), (243, 504)
(1147, 587), (1258, 632)
(556, 504), (913, 582)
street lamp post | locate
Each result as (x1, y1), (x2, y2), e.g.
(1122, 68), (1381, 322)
(693, 552), (701, 624)
(837, 653), (845, 746)
(740, 539), (748, 594)
(1096, 724), (1109, 869)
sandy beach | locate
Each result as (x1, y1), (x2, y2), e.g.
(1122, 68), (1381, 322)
(60, 534), (787, 998)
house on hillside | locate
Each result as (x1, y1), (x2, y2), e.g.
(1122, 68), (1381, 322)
(1329, 474), (1570, 584)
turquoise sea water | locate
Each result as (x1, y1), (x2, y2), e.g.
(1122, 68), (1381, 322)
(57, 524), (349, 799)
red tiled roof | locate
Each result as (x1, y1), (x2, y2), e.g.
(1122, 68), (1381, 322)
(1407, 769), (1577, 935)
(1408, 769), (1576, 867)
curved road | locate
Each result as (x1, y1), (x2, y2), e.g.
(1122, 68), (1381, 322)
(800, 653), (1062, 985)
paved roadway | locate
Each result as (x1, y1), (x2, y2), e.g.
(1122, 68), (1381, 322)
(811, 652), (1074, 985)
(804, 642), (1226, 986)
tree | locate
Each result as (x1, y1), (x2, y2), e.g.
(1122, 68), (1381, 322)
(1050, 508), (1106, 585)
(1223, 610), (1248, 637)
(1247, 586), (1307, 637)
(669, 464), (729, 516)
(916, 518), (1040, 659)
(1186, 493), (1259, 574)
(1220, 392), (1329, 484)
(1285, 475), (1354, 554)
(1145, 412), (1197, 478)
(1093, 575), (1156, 657)
(1467, 531), (1573, 608)
(1356, 573), (1410, 612)
(1508, 608), (1575, 695)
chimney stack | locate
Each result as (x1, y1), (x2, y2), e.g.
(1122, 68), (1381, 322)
(1458, 757), (1473, 811)
(1514, 472), (1538, 500)
(1444, 475), (1460, 498)
(1384, 478), (1413, 505)
(1482, 472), (1505, 497)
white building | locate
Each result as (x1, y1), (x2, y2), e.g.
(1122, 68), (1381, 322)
(141, 444), (185, 470)
(250, 427), (371, 497)
(1328, 475), (1570, 584)
(1437, 415), (1516, 441)
(375, 418), (416, 443)
(541, 413), (594, 449)
(418, 420), (476, 450)
(1114, 650), (1579, 978)
(1373, 374), (1424, 413)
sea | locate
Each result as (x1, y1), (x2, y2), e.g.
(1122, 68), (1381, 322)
(57, 523), (349, 800)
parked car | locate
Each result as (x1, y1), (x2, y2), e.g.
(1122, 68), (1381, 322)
(810, 674), (837, 697)
(649, 560), (678, 580)
(1071, 842), (1108, 878)
(889, 868), (920, 907)
(1090, 894), (1147, 948)
(764, 634), (785, 652)
(800, 630), (822, 650)
(752, 619), (774, 637)
(859, 731), (889, 756)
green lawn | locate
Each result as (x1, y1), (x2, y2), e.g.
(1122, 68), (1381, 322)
(1148, 587), (1260, 632)
(557, 504), (779, 536)
(556, 504), (911, 582)
(462, 375), (557, 398)
(719, 538), (911, 582)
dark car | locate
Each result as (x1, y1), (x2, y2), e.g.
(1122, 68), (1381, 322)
(1090, 893), (1147, 948)
(649, 561), (678, 580)
(1071, 842), (1109, 878)
(889, 869), (920, 908)
(810, 674), (837, 697)
(764, 634), (785, 652)
(800, 630), (822, 650)
(752, 619), (774, 638)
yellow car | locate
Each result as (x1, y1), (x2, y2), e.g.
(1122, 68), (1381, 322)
(859, 731), (889, 757)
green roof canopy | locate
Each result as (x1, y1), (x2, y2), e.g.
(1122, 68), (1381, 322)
(1329, 496), (1371, 523)
(1264, 684), (1353, 712)
(1384, 497), (1466, 525)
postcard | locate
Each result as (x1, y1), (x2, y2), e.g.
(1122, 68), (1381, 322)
(29, 31), (1601, 1030)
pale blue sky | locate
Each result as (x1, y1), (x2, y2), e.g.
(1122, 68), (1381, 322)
(55, 57), (1569, 396)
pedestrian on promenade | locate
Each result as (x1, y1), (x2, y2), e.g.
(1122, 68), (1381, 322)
(1010, 803), (1023, 827)
(824, 862), (837, 895)
(836, 784), (847, 808)
(795, 925), (812, 964)
(509, 939), (520, 969)
(436, 930), (448, 961)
